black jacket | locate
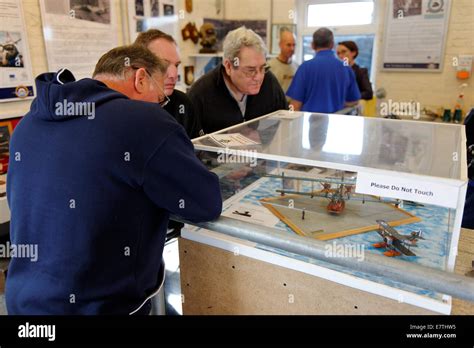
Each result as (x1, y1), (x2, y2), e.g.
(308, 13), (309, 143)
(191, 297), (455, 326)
(164, 89), (203, 139)
(352, 64), (373, 100)
(188, 65), (288, 134)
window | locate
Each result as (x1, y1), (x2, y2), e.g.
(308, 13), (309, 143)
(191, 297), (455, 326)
(298, 0), (378, 81)
(307, 1), (374, 27)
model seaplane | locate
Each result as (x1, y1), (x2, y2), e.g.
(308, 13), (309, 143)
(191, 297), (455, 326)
(373, 219), (424, 257)
(266, 172), (400, 215)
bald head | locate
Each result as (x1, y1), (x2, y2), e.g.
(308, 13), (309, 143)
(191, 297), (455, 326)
(278, 30), (296, 63)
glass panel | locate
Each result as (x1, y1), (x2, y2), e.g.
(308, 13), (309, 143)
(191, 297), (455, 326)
(194, 112), (464, 180)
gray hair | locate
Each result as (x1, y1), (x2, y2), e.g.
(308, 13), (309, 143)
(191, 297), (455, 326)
(223, 26), (267, 64)
(312, 27), (334, 49)
(92, 44), (168, 80)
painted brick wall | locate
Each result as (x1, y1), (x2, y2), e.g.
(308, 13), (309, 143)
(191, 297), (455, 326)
(374, 0), (474, 113)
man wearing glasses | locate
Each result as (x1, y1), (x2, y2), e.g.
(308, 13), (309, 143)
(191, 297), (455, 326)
(135, 30), (204, 139)
(6, 45), (222, 314)
(188, 27), (288, 134)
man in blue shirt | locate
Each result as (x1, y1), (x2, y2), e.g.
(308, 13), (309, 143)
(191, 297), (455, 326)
(287, 28), (360, 113)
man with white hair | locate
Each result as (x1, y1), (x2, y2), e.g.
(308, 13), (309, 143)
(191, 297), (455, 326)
(188, 26), (287, 134)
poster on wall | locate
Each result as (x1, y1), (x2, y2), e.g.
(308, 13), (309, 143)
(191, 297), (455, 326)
(0, 0), (35, 103)
(382, 0), (452, 71)
(128, 0), (178, 42)
(39, 0), (119, 80)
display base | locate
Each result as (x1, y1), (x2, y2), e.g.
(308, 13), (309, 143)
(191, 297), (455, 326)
(179, 237), (439, 315)
(261, 193), (420, 240)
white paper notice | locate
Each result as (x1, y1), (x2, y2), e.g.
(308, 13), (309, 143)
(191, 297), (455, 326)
(382, 0), (451, 70)
(223, 203), (279, 228)
(269, 111), (302, 120)
(209, 133), (260, 147)
(356, 172), (459, 209)
(39, 0), (118, 80)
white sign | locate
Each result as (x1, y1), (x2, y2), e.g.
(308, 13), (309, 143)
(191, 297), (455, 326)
(382, 0), (451, 71)
(356, 172), (459, 209)
(39, 0), (119, 80)
(223, 203), (280, 228)
(209, 133), (260, 147)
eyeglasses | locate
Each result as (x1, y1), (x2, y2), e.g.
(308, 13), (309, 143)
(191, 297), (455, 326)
(144, 69), (170, 107)
(131, 66), (170, 107)
(237, 65), (270, 78)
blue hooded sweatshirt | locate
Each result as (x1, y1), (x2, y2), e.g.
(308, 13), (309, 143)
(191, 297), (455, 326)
(6, 70), (222, 314)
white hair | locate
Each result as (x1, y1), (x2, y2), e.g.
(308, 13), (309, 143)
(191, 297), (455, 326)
(223, 26), (267, 64)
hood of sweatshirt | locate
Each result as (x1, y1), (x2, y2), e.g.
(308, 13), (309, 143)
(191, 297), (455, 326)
(30, 68), (126, 121)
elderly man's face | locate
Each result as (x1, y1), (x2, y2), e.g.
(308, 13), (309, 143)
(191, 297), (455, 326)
(225, 46), (266, 96)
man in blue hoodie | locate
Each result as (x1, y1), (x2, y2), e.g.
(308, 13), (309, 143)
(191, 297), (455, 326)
(6, 45), (222, 315)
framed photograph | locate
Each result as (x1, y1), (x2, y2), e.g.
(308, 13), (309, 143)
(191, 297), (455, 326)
(135, 0), (144, 16)
(164, 4), (174, 16)
(271, 24), (296, 55)
(0, 121), (13, 156)
(150, 0), (159, 17)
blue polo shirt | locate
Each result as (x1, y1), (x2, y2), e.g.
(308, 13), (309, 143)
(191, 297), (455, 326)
(287, 49), (361, 113)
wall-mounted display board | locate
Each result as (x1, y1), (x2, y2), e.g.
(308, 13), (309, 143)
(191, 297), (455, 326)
(127, 0), (178, 42)
(39, 0), (119, 80)
(382, 0), (452, 72)
(203, 18), (268, 52)
(0, 0), (35, 102)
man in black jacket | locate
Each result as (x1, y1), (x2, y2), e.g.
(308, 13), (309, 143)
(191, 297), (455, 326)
(188, 27), (288, 134)
(135, 30), (204, 139)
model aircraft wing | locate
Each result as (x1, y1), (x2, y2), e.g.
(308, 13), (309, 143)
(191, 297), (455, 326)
(266, 174), (356, 185)
(392, 239), (416, 256)
(376, 220), (410, 240)
(275, 189), (331, 199)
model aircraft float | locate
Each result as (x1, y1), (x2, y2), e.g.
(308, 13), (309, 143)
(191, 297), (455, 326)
(266, 172), (401, 215)
(374, 219), (425, 257)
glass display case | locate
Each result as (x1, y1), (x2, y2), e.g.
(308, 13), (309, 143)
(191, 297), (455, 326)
(184, 110), (468, 314)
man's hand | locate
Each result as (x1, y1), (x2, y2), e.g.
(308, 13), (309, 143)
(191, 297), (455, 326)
(290, 100), (302, 112)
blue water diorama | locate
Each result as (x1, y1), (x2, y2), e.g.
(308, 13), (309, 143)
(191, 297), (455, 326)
(220, 175), (455, 301)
